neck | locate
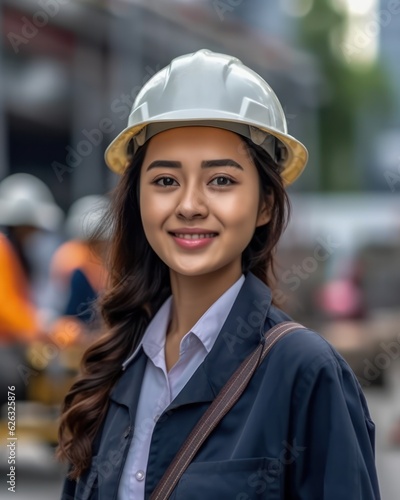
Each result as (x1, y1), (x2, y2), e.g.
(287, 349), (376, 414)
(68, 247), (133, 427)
(167, 263), (243, 341)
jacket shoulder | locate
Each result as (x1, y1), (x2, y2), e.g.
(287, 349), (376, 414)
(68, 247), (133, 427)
(272, 326), (345, 372)
(265, 304), (354, 382)
(262, 312), (372, 418)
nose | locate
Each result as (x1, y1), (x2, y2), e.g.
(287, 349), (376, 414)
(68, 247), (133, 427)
(175, 183), (209, 220)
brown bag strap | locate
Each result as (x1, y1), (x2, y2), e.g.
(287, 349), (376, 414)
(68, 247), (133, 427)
(150, 321), (306, 500)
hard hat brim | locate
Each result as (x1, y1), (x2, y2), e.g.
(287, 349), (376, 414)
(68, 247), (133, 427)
(0, 199), (64, 231)
(104, 118), (308, 186)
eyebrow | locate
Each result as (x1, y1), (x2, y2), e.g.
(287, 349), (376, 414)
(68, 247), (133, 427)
(145, 159), (244, 172)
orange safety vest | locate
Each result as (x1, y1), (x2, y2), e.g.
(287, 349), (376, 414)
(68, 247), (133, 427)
(0, 234), (39, 341)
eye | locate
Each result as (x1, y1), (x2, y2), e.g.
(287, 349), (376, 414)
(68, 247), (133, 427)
(209, 176), (236, 186)
(153, 177), (178, 187)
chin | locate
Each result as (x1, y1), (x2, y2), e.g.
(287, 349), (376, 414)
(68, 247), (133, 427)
(170, 267), (215, 278)
(166, 260), (219, 277)
(168, 259), (237, 279)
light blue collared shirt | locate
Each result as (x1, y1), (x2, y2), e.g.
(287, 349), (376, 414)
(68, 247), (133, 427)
(118, 274), (245, 499)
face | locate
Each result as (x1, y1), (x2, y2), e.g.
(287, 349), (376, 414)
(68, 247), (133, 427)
(139, 126), (271, 279)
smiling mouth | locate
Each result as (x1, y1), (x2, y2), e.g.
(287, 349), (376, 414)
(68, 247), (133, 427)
(169, 232), (218, 240)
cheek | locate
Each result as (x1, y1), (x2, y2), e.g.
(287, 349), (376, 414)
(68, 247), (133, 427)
(140, 194), (174, 251)
(141, 207), (160, 242)
(140, 190), (157, 236)
(140, 209), (161, 256)
(215, 190), (260, 228)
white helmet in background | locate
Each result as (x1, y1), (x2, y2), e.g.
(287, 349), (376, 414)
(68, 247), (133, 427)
(65, 195), (110, 241)
(0, 173), (63, 231)
(105, 49), (308, 185)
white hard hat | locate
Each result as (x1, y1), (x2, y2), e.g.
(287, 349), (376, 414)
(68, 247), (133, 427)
(0, 173), (63, 231)
(65, 195), (110, 240)
(105, 49), (308, 185)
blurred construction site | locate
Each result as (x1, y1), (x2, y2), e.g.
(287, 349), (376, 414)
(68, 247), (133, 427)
(1, 0), (400, 498)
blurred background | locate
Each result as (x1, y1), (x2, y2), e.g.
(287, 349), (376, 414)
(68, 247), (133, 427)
(0, 0), (399, 498)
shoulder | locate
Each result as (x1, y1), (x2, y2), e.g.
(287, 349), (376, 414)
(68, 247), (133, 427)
(264, 304), (360, 392)
(262, 310), (373, 420)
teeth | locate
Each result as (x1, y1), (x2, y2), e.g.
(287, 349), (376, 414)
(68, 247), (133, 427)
(174, 233), (217, 240)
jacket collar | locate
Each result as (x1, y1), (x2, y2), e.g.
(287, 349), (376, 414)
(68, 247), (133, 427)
(110, 271), (272, 412)
(109, 345), (147, 419)
(168, 271), (272, 410)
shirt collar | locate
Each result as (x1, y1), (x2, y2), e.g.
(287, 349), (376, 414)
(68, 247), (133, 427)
(190, 274), (245, 352)
(121, 274), (245, 370)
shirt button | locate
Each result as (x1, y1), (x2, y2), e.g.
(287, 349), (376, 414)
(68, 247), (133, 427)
(135, 470), (145, 481)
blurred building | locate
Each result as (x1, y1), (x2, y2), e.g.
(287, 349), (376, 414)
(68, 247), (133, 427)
(0, 0), (321, 211)
(1, 0), (110, 209)
(368, 0), (400, 190)
(379, 0), (400, 119)
(353, 0), (400, 190)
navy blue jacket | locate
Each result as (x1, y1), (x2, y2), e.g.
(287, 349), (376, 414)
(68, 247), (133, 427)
(61, 272), (380, 499)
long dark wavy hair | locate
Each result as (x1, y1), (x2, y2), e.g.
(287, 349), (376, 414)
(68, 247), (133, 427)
(56, 134), (291, 479)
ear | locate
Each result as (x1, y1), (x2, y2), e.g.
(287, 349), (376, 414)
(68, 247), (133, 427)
(256, 197), (272, 228)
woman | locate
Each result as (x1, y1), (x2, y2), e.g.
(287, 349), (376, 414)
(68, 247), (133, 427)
(57, 49), (380, 499)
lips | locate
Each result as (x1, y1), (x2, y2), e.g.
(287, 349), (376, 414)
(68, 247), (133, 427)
(168, 229), (219, 249)
(170, 232), (218, 240)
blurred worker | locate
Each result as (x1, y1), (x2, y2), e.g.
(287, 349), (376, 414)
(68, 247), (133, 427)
(0, 173), (62, 405)
(0, 233), (41, 405)
(49, 195), (109, 346)
(0, 173), (64, 322)
(0, 233), (40, 342)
